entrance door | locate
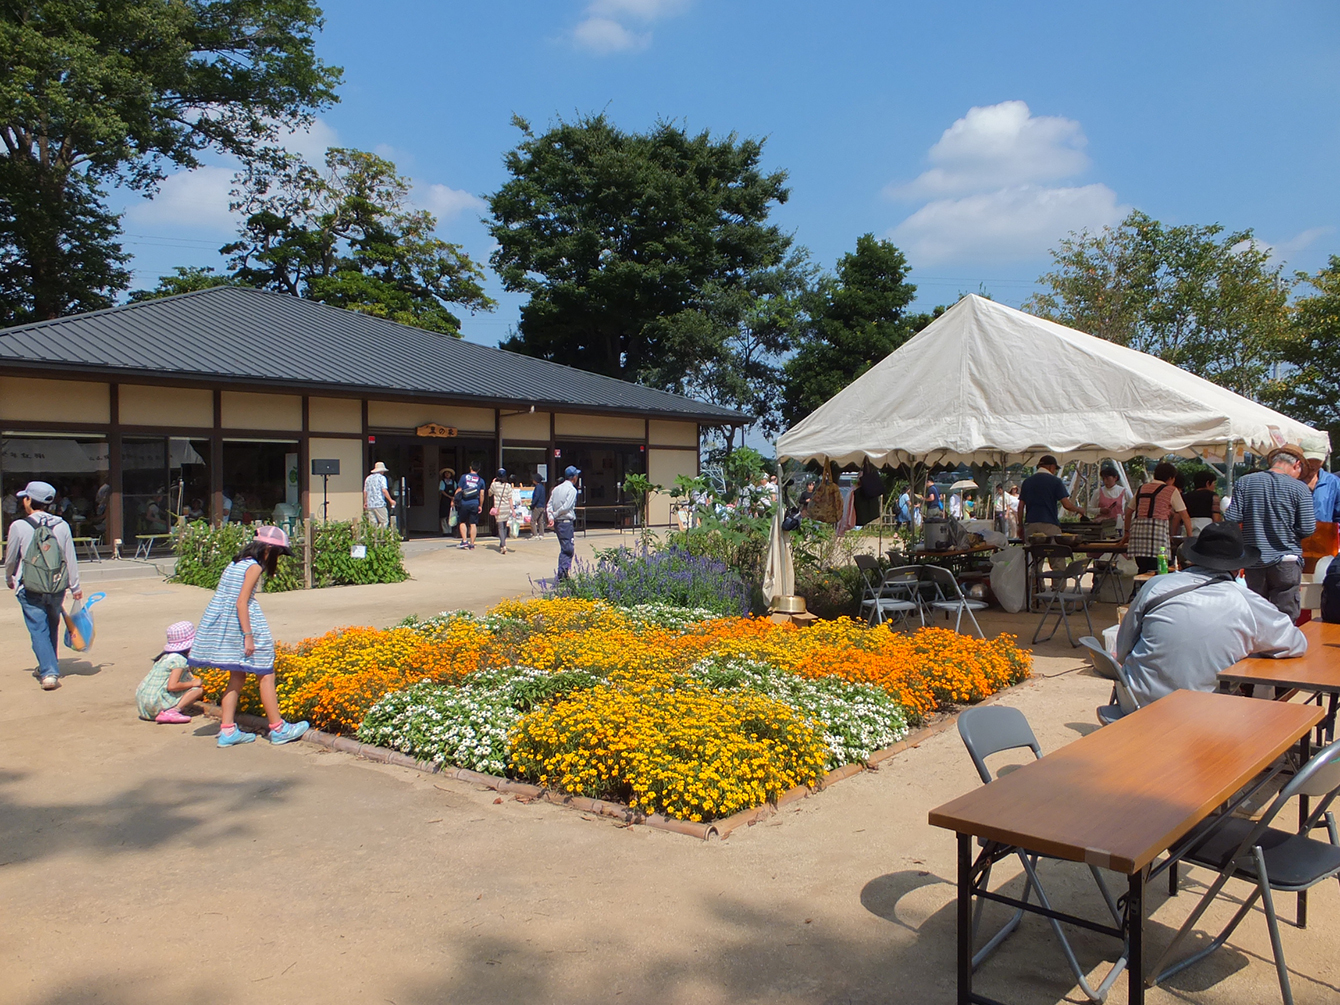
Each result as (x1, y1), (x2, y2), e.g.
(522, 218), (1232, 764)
(372, 436), (495, 537)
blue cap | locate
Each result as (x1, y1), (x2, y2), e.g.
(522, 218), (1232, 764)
(564, 465), (581, 479)
(17, 481), (56, 504)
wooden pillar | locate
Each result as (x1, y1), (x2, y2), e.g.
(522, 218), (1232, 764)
(211, 389), (223, 527)
(299, 396), (311, 520)
(107, 383), (123, 547)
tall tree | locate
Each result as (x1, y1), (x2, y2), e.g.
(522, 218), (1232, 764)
(487, 113), (794, 391)
(1025, 210), (1292, 398)
(780, 234), (920, 424)
(0, 0), (341, 323)
(1265, 255), (1340, 448)
(224, 148), (494, 333)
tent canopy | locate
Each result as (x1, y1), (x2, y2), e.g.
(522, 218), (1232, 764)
(777, 295), (1328, 467)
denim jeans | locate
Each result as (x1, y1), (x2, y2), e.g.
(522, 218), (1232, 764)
(555, 520), (575, 580)
(18, 587), (63, 679)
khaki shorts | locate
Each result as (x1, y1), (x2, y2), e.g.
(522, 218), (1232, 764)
(368, 507), (390, 527)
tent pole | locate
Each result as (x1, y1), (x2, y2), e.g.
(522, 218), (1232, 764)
(1225, 440), (1236, 495)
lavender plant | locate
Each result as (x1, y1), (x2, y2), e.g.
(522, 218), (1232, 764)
(548, 546), (749, 616)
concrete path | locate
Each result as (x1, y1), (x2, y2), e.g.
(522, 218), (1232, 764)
(2, 535), (1336, 1004)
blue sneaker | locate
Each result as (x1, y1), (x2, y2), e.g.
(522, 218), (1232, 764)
(269, 721), (310, 745)
(217, 726), (256, 748)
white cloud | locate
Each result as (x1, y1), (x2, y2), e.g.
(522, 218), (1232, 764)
(417, 183), (486, 221)
(892, 184), (1129, 265)
(891, 101), (1089, 199)
(586, 0), (689, 18)
(1260, 226), (1334, 266)
(277, 117), (340, 164)
(125, 166), (237, 232)
(572, 16), (649, 53)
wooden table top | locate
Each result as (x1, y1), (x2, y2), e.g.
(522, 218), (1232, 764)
(928, 689), (1322, 875)
(1218, 620), (1340, 691)
(908, 543), (998, 559)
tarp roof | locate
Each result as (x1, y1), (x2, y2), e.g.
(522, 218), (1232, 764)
(0, 286), (748, 425)
(777, 294), (1328, 467)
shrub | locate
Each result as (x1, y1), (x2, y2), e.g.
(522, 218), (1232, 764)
(169, 517), (406, 592)
(550, 546), (749, 616)
(794, 565), (863, 619)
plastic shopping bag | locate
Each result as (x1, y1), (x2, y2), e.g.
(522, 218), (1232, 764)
(62, 592), (106, 652)
(989, 546), (1027, 613)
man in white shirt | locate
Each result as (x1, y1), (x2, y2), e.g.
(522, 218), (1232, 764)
(1116, 522), (1305, 705)
(364, 461), (396, 528)
(547, 466), (580, 581)
(5, 481), (82, 690)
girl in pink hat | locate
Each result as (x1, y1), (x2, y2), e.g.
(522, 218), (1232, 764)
(188, 525), (309, 747)
(135, 621), (205, 723)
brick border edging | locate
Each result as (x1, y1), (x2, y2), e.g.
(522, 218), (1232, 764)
(201, 688), (1007, 841)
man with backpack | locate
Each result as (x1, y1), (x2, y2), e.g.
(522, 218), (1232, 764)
(4, 481), (82, 690)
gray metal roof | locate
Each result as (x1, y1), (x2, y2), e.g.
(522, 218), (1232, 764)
(0, 286), (747, 424)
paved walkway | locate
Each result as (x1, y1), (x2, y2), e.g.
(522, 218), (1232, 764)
(2, 535), (1336, 1004)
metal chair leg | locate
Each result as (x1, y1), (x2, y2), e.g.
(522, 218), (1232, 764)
(1255, 848), (1295, 1005)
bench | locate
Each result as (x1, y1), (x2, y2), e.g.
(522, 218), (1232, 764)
(71, 536), (102, 563)
(134, 534), (171, 560)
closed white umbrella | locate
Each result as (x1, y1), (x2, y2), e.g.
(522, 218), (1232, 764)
(762, 499), (795, 609)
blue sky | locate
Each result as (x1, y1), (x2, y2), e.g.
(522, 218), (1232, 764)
(114, 0), (1340, 349)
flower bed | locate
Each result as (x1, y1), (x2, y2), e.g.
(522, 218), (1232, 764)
(199, 599), (1031, 822)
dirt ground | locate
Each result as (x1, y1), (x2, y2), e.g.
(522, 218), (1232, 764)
(2, 531), (1337, 1005)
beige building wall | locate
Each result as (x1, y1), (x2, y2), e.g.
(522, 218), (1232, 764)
(367, 401), (495, 433)
(554, 413), (644, 440)
(308, 437), (366, 521)
(648, 419), (698, 447)
(500, 409), (550, 441)
(647, 448), (699, 525)
(0, 376), (109, 424)
(119, 384), (212, 427)
(220, 391), (302, 430)
(308, 396), (362, 434)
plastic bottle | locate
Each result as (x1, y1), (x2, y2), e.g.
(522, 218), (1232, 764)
(1157, 546), (1168, 575)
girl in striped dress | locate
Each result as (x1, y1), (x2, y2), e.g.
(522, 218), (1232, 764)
(188, 525), (309, 747)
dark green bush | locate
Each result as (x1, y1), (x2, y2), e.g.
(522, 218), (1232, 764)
(169, 518), (407, 592)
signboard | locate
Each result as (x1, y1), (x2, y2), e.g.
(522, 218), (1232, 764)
(416, 423), (458, 439)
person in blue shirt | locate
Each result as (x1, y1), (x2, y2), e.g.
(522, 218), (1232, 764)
(924, 479), (942, 516)
(530, 474), (548, 540)
(1019, 454), (1084, 537)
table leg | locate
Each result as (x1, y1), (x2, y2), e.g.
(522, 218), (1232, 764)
(958, 832), (972, 1005)
(1298, 730), (1311, 928)
(1127, 869), (1145, 1005)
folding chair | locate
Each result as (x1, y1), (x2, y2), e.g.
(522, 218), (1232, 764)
(921, 564), (987, 638)
(957, 706), (1127, 1002)
(1033, 556), (1095, 646)
(853, 555), (923, 629)
(1077, 636), (1141, 726)
(1026, 543), (1072, 610)
(1151, 742), (1340, 1005)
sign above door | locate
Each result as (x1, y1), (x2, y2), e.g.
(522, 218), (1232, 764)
(416, 423), (458, 438)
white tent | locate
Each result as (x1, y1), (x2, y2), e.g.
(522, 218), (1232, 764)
(777, 295), (1328, 467)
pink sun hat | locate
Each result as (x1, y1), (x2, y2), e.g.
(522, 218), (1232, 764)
(164, 621), (195, 652)
(253, 524), (292, 552)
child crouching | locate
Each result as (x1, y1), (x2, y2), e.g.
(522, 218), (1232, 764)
(136, 621), (205, 724)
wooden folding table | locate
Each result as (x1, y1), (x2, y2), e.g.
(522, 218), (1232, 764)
(929, 690), (1322, 1005)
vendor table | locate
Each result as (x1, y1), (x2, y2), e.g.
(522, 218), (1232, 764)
(929, 689), (1322, 1005)
(900, 543), (998, 578)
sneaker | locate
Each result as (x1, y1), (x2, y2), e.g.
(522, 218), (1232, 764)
(155, 708), (191, 724)
(457, 542), (468, 549)
(40, 675), (60, 690)
(468, 542), (475, 550)
(269, 720), (310, 745)
(217, 726), (256, 747)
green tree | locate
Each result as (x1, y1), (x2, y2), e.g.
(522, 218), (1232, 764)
(487, 113), (794, 391)
(128, 265), (237, 301)
(1265, 256), (1340, 447)
(224, 148), (494, 333)
(1025, 210), (1292, 397)
(781, 234), (920, 424)
(0, 0), (342, 324)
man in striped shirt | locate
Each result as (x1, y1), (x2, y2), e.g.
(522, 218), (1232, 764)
(1224, 444), (1315, 621)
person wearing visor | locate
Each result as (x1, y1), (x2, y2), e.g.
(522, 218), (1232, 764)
(5, 480), (82, 690)
(1116, 522), (1306, 705)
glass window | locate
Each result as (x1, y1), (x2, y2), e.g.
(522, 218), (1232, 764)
(1, 433), (109, 540)
(122, 436), (212, 539)
(502, 446), (547, 487)
(222, 440), (299, 528)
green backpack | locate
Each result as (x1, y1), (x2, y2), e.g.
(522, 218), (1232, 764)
(22, 516), (69, 594)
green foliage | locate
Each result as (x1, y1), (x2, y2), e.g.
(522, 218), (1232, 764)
(782, 234), (923, 425)
(1265, 256), (1340, 447)
(487, 113), (794, 401)
(794, 564), (864, 620)
(225, 148), (494, 334)
(0, 0), (341, 321)
(129, 266), (238, 302)
(1026, 210), (1292, 398)
(169, 518), (406, 592)
(620, 472), (659, 525)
